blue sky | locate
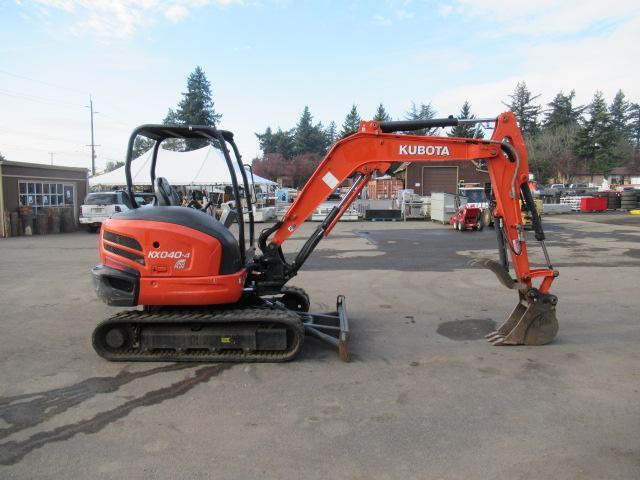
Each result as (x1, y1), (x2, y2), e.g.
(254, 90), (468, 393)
(1, 0), (639, 171)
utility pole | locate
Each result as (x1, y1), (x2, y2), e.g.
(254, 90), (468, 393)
(48, 152), (54, 165)
(86, 96), (100, 176)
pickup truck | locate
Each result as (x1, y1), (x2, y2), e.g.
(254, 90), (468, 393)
(79, 191), (133, 232)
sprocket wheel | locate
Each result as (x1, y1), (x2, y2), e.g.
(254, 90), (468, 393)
(279, 286), (310, 312)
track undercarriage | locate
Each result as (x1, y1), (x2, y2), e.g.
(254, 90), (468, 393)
(92, 288), (351, 362)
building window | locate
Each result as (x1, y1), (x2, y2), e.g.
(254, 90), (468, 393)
(18, 181), (74, 215)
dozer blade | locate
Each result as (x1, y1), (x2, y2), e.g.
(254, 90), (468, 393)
(471, 258), (559, 346)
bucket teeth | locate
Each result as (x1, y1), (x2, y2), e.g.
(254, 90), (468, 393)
(485, 332), (504, 342)
(487, 291), (559, 346)
(486, 334), (507, 346)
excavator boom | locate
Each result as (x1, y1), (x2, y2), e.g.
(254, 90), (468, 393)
(253, 112), (559, 346)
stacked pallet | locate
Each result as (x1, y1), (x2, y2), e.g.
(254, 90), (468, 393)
(367, 177), (403, 200)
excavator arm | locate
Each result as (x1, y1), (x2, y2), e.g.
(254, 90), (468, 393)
(252, 112), (559, 346)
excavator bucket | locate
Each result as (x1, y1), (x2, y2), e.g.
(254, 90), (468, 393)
(485, 290), (558, 346)
(471, 259), (559, 346)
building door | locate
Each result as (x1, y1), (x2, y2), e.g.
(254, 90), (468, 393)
(421, 166), (458, 195)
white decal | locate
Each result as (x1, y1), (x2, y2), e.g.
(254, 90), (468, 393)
(174, 259), (187, 270)
(322, 171), (339, 189)
(148, 250), (191, 259)
(399, 145), (450, 156)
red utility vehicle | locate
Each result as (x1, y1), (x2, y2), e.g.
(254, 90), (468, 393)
(450, 204), (483, 231)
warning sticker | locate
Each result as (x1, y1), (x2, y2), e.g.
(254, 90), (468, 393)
(322, 171), (339, 190)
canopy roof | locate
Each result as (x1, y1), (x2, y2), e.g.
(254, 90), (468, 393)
(90, 145), (275, 187)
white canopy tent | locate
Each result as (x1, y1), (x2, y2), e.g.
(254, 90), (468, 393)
(89, 145), (275, 187)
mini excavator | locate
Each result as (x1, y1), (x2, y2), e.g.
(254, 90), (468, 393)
(91, 112), (559, 362)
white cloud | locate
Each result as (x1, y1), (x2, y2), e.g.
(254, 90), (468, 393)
(395, 9), (414, 20)
(373, 14), (392, 26)
(438, 3), (453, 17)
(29, 0), (245, 38)
(432, 12), (640, 118)
(372, 6), (416, 26)
(439, 0), (640, 36)
(164, 4), (189, 22)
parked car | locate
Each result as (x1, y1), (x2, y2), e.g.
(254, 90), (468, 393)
(79, 191), (133, 232)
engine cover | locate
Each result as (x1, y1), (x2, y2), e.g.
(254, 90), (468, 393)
(96, 211), (246, 306)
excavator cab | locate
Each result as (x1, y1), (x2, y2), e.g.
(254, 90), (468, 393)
(91, 126), (250, 307)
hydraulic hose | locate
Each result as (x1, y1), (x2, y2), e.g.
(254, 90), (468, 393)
(489, 140), (520, 200)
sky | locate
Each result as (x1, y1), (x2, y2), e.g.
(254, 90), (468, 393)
(1, 0), (639, 173)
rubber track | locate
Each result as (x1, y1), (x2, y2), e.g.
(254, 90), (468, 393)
(92, 307), (304, 363)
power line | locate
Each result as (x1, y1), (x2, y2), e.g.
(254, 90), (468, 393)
(0, 68), (135, 120)
(0, 88), (85, 109)
(0, 126), (88, 145)
(97, 111), (131, 129)
(0, 68), (88, 95)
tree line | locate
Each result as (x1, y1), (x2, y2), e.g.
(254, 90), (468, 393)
(505, 83), (639, 183)
(253, 83), (640, 185)
(129, 67), (640, 186)
(251, 100), (487, 186)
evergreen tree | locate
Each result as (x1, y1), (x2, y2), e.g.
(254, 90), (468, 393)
(292, 106), (327, 155)
(373, 102), (391, 122)
(162, 66), (222, 150)
(628, 103), (640, 150)
(256, 126), (274, 153)
(609, 90), (634, 166)
(341, 104), (361, 138)
(324, 121), (338, 147)
(448, 100), (483, 138)
(132, 137), (155, 159)
(503, 82), (541, 136)
(574, 91), (617, 174)
(404, 102), (438, 135)
(543, 90), (584, 129)
(104, 160), (125, 173)
(255, 127), (296, 159)
(609, 90), (631, 139)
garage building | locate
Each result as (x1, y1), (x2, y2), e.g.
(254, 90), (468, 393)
(0, 160), (89, 237)
(402, 161), (489, 196)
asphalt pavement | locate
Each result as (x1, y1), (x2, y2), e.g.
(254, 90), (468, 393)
(0, 213), (639, 479)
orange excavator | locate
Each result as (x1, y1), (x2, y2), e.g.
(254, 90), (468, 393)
(91, 112), (558, 362)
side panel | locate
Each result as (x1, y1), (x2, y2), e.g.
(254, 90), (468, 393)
(138, 270), (246, 305)
(101, 219), (224, 278)
(99, 219), (246, 306)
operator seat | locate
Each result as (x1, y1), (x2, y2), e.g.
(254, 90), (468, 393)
(113, 179), (242, 274)
(154, 177), (181, 206)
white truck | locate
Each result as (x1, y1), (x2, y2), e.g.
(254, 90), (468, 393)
(79, 191), (133, 232)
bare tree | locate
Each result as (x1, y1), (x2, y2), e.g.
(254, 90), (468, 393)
(528, 124), (579, 183)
